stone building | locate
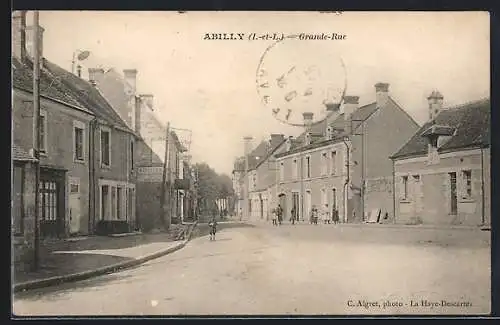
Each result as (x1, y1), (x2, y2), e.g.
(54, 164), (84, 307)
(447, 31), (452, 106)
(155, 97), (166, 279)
(391, 95), (490, 226)
(275, 83), (420, 222)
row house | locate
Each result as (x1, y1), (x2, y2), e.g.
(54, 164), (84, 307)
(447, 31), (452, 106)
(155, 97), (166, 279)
(247, 134), (287, 221)
(231, 157), (245, 218)
(11, 12), (139, 269)
(88, 67), (190, 228)
(391, 94), (490, 226)
(275, 83), (420, 223)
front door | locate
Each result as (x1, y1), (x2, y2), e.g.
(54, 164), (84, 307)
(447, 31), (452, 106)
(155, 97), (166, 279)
(305, 190), (312, 221)
(449, 172), (458, 215)
(69, 177), (81, 234)
(39, 169), (65, 238)
(278, 194), (287, 220)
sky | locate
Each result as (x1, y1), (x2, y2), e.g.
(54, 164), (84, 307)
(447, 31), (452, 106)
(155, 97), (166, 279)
(26, 11), (490, 175)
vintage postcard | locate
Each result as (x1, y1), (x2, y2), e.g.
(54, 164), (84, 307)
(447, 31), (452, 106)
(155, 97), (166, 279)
(11, 11), (491, 316)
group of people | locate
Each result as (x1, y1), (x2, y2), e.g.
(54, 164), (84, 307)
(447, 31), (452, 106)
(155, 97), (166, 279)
(271, 204), (340, 225)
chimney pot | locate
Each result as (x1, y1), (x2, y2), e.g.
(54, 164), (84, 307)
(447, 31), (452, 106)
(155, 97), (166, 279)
(302, 112), (314, 132)
(427, 90), (444, 121)
(88, 67), (105, 83)
(25, 25), (45, 67)
(12, 11), (27, 62)
(375, 82), (390, 107)
(343, 95), (360, 135)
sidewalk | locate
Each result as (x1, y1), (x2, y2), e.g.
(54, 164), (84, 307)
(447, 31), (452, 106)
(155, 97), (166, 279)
(13, 223), (196, 292)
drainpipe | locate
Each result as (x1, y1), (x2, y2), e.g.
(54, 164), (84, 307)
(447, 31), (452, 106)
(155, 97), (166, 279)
(88, 117), (98, 234)
(342, 137), (350, 223)
(480, 147), (485, 225)
(392, 158), (396, 224)
(300, 154), (304, 221)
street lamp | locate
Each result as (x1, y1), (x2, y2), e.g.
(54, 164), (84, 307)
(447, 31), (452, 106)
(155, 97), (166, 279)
(71, 49), (91, 76)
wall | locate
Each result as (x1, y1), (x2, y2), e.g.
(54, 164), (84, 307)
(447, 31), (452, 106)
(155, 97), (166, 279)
(350, 99), (420, 220)
(13, 89), (93, 235)
(394, 148), (490, 226)
(12, 161), (37, 272)
(277, 141), (347, 221)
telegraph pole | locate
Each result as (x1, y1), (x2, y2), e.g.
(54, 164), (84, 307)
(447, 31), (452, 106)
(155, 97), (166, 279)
(32, 10), (41, 271)
(160, 122), (171, 230)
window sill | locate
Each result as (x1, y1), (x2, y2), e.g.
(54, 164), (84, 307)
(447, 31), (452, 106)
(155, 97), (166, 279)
(460, 198), (475, 203)
(101, 164), (111, 170)
(74, 159), (86, 165)
(399, 199), (411, 204)
(39, 152), (47, 157)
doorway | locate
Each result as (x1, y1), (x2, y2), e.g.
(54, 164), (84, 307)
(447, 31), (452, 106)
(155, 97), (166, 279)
(39, 168), (65, 238)
(278, 193), (287, 220)
(69, 177), (81, 234)
(305, 190), (312, 221)
(292, 192), (300, 220)
(449, 172), (458, 215)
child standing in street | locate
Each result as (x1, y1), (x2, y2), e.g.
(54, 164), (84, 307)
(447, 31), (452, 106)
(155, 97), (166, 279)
(209, 217), (217, 240)
(271, 208), (278, 226)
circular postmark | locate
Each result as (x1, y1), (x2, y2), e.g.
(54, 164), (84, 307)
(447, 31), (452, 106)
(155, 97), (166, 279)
(256, 35), (347, 127)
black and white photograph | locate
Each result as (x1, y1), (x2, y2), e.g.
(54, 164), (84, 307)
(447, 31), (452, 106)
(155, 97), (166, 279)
(11, 10), (491, 316)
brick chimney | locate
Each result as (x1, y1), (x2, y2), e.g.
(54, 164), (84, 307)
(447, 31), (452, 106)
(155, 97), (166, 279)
(139, 94), (154, 110)
(427, 90), (444, 121)
(123, 69), (137, 95)
(375, 82), (390, 107)
(88, 68), (105, 84)
(11, 11), (26, 62)
(343, 95), (359, 135)
(270, 134), (285, 148)
(303, 112), (314, 132)
(26, 25), (45, 68)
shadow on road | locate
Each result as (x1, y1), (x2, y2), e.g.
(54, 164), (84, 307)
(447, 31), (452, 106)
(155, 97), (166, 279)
(13, 271), (139, 302)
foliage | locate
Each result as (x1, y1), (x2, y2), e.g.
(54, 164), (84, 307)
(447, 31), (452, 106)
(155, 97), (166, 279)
(194, 162), (235, 214)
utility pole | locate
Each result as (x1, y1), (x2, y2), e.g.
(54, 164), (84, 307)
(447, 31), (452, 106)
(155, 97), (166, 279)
(32, 10), (41, 271)
(160, 122), (171, 230)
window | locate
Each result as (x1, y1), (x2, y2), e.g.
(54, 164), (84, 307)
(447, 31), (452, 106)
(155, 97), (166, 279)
(130, 140), (134, 170)
(331, 151), (337, 175)
(13, 166), (24, 235)
(279, 161), (284, 181)
(100, 128), (111, 167)
(117, 187), (122, 219)
(463, 170), (472, 198)
(413, 175), (420, 182)
(401, 176), (408, 200)
(101, 185), (109, 220)
(73, 121), (85, 162)
(111, 187), (117, 219)
(40, 181), (57, 221)
(292, 159), (298, 179)
(321, 152), (328, 175)
(332, 188), (337, 210)
(39, 110), (47, 154)
(305, 156), (311, 178)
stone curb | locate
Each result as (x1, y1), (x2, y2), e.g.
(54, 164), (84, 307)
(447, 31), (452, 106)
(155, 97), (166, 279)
(13, 222), (197, 293)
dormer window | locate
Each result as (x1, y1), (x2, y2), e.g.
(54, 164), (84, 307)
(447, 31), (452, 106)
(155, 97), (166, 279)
(305, 132), (312, 145)
(326, 126), (333, 140)
(285, 137), (292, 151)
(421, 124), (455, 165)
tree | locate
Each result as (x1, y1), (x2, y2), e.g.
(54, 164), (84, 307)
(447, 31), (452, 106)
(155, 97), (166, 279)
(194, 163), (235, 217)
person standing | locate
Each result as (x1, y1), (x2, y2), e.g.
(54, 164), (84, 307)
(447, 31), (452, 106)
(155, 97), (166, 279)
(323, 204), (331, 224)
(332, 206), (339, 224)
(277, 204), (283, 225)
(291, 206), (297, 225)
(271, 208), (277, 226)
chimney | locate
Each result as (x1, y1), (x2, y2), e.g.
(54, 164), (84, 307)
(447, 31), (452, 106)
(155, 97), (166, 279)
(375, 82), (390, 107)
(302, 112), (314, 132)
(134, 96), (141, 134)
(26, 25), (45, 68)
(343, 95), (359, 135)
(76, 65), (82, 78)
(11, 11), (27, 61)
(270, 134), (285, 148)
(427, 90), (444, 121)
(285, 136), (293, 151)
(139, 94), (154, 110)
(243, 136), (254, 156)
(88, 68), (105, 84)
(123, 69), (138, 95)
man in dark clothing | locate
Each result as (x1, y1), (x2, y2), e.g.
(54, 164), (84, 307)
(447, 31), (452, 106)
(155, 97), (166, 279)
(209, 217), (217, 241)
(291, 206), (297, 225)
(277, 204), (283, 225)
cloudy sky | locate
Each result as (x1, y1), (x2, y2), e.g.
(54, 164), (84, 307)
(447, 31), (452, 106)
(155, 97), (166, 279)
(27, 11), (489, 175)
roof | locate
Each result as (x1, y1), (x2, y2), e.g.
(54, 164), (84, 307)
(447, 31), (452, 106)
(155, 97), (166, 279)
(391, 98), (490, 159)
(276, 101), (380, 158)
(420, 124), (456, 137)
(42, 59), (136, 134)
(171, 131), (188, 152)
(12, 143), (36, 162)
(247, 141), (269, 170)
(253, 137), (287, 170)
(12, 57), (91, 114)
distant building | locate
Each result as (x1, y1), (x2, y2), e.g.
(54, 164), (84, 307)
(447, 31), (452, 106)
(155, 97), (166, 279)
(275, 83), (420, 223)
(391, 95), (490, 226)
